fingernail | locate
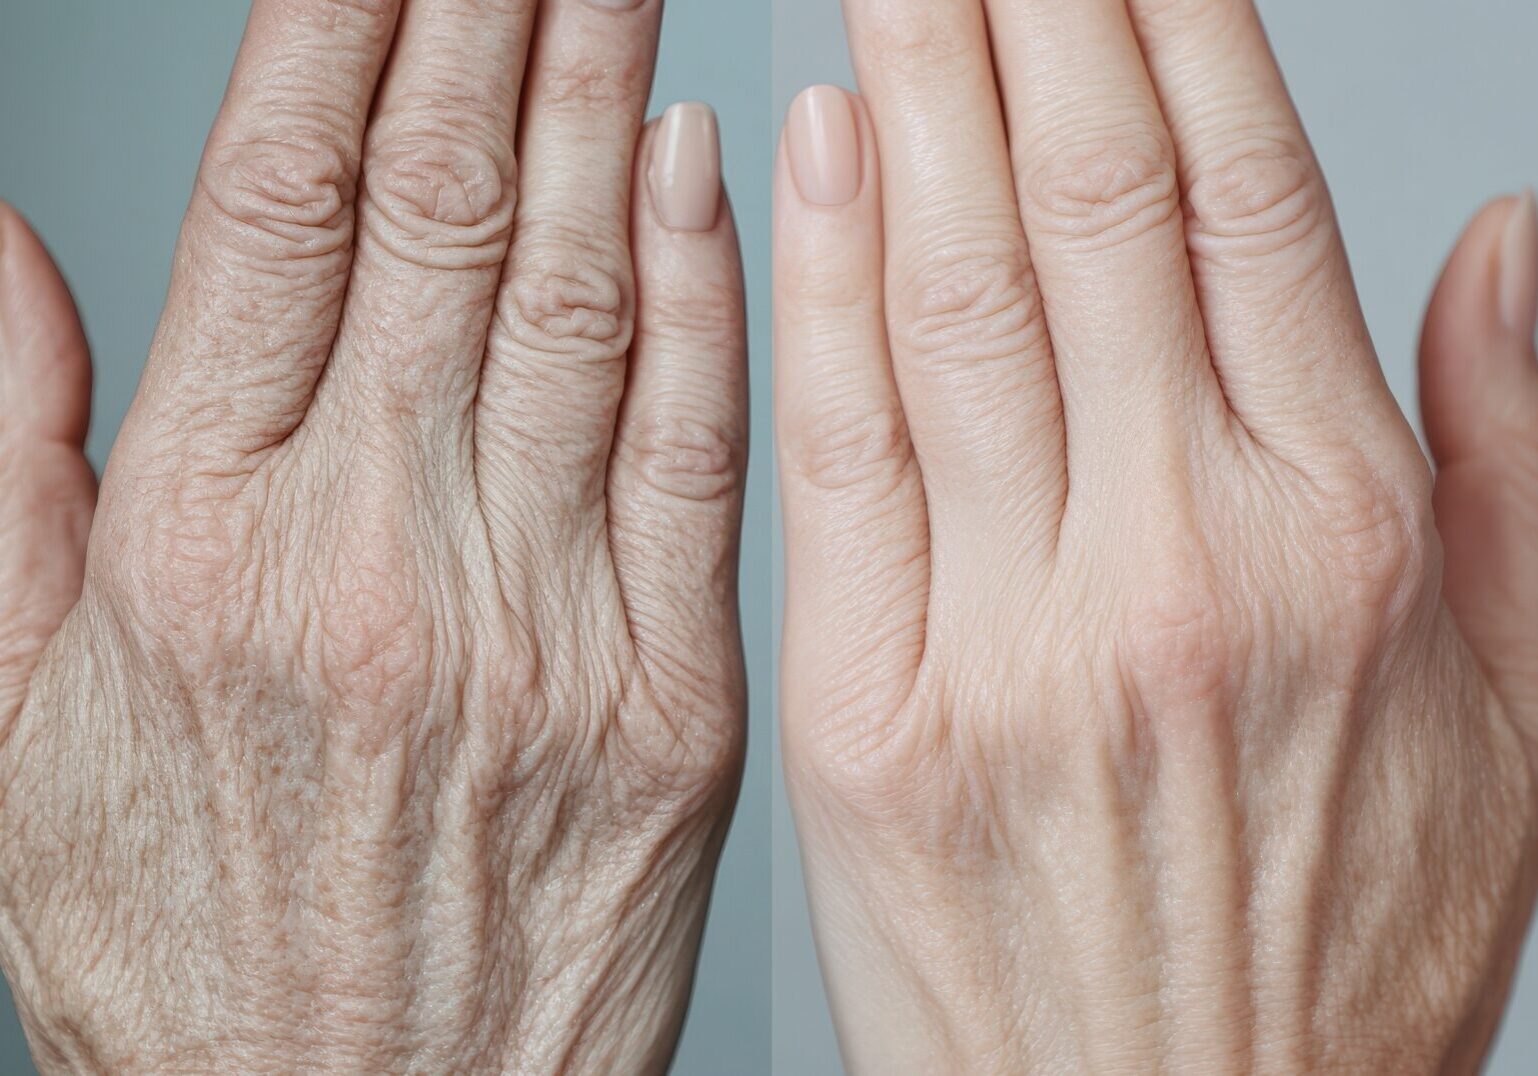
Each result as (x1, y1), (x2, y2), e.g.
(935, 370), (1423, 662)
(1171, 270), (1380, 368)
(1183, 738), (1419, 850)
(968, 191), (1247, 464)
(650, 102), (722, 233)
(1498, 189), (1538, 338)
(786, 86), (861, 207)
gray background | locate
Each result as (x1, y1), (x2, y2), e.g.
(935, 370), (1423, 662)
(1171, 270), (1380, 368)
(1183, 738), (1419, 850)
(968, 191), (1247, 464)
(770, 0), (1538, 1072)
(0, 1), (769, 1072)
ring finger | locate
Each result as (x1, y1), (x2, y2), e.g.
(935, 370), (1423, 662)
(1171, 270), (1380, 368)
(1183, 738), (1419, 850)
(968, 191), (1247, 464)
(983, 0), (1228, 507)
(319, 0), (537, 443)
(476, 0), (664, 542)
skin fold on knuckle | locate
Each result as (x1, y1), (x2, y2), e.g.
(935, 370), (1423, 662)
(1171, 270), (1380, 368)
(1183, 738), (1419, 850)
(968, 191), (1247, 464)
(313, 545), (438, 747)
(641, 277), (744, 354)
(1296, 457), (1439, 633)
(783, 646), (958, 839)
(610, 677), (746, 812)
(617, 408), (745, 505)
(296, 463), (475, 754)
(855, 0), (972, 77)
(889, 235), (1047, 371)
(1116, 551), (1244, 723)
(101, 474), (264, 670)
(197, 133), (357, 264)
(1184, 137), (1332, 264)
(786, 698), (952, 837)
(495, 243), (635, 368)
(780, 393), (914, 500)
(780, 260), (878, 320)
(285, 0), (398, 24)
(361, 127), (517, 271)
(538, 53), (649, 115)
(1019, 125), (1181, 250)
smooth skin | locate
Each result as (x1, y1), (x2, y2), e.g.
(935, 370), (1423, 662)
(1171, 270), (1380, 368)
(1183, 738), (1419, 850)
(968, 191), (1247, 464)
(778, 0), (1538, 1072)
(0, 0), (746, 1071)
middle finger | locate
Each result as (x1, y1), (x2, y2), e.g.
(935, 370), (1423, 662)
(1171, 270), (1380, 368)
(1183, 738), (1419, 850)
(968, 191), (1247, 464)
(320, 0), (537, 435)
(983, 0), (1228, 496)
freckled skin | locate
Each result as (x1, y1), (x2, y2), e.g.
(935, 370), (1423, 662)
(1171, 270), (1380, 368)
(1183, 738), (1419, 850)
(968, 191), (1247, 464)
(776, 3), (1538, 1072)
(0, 2), (747, 1072)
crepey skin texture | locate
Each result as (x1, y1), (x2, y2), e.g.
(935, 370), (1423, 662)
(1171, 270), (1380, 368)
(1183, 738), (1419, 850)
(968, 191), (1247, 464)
(776, 0), (1538, 1072)
(0, 0), (747, 1071)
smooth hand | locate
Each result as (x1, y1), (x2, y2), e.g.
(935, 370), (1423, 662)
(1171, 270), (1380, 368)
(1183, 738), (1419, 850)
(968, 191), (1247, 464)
(0, 0), (746, 1070)
(777, 0), (1538, 1071)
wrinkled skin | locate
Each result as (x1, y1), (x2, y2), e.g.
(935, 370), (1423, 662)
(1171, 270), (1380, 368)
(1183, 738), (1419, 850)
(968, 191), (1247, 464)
(777, 0), (1538, 1072)
(0, 0), (746, 1071)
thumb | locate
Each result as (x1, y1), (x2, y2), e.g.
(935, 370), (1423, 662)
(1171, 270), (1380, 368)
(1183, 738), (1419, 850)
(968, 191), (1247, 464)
(0, 204), (96, 732)
(1420, 191), (1538, 718)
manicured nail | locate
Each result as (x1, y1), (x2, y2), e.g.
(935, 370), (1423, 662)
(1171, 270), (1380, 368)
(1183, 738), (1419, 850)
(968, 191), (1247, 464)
(1498, 189), (1538, 338)
(786, 86), (861, 207)
(651, 102), (722, 233)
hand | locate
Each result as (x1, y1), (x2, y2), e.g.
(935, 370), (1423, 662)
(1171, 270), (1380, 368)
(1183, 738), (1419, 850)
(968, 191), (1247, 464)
(776, 0), (1538, 1071)
(0, 0), (746, 1070)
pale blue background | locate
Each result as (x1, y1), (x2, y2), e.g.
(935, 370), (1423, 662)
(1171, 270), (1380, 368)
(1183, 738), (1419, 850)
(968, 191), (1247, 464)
(0, 1), (769, 1072)
(771, 0), (1538, 1072)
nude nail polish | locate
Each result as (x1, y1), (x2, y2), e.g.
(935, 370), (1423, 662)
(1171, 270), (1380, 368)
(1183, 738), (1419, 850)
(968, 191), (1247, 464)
(651, 102), (722, 233)
(1499, 189), (1538, 339)
(786, 86), (860, 207)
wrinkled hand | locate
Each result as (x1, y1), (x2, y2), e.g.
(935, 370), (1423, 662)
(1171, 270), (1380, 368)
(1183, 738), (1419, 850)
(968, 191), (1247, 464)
(0, 0), (745, 1071)
(777, 0), (1538, 1071)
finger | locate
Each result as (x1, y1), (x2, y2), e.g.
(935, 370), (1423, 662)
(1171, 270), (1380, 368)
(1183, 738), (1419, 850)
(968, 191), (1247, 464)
(981, 0), (1225, 487)
(0, 208), (90, 447)
(1125, 0), (1406, 456)
(319, 0), (535, 434)
(840, 0), (1065, 562)
(775, 89), (930, 744)
(1421, 192), (1538, 716)
(608, 108), (747, 713)
(0, 207), (96, 730)
(133, 0), (403, 460)
(477, 0), (663, 532)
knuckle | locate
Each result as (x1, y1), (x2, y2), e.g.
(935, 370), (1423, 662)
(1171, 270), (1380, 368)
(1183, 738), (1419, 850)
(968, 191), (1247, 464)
(781, 399), (913, 498)
(622, 413), (746, 504)
(110, 474), (259, 667)
(1127, 0), (1205, 30)
(198, 135), (355, 259)
(1119, 547), (1239, 713)
(1185, 138), (1329, 259)
(610, 686), (746, 815)
(284, 0), (396, 24)
(783, 258), (878, 318)
(538, 54), (649, 113)
(363, 129), (515, 269)
(317, 582), (432, 729)
(646, 280), (745, 350)
(315, 523), (436, 741)
(1305, 457), (1435, 620)
(891, 239), (1043, 365)
(1021, 127), (1180, 247)
(498, 245), (633, 366)
(787, 697), (963, 845)
(542, 68), (625, 111)
(141, 510), (244, 612)
(861, 5), (970, 72)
